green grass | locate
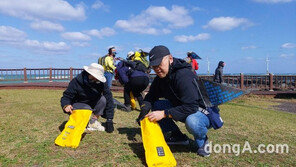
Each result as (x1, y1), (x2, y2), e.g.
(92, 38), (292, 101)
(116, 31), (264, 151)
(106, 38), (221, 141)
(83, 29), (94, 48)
(0, 89), (295, 166)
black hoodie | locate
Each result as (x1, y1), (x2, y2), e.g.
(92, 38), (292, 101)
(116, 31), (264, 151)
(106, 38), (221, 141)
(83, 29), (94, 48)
(143, 58), (202, 122)
(60, 71), (114, 119)
(214, 61), (224, 83)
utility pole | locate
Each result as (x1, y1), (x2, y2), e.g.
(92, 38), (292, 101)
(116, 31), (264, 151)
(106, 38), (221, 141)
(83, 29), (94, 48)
(266, 57), (270, 74)
(207, 57), (210, 75)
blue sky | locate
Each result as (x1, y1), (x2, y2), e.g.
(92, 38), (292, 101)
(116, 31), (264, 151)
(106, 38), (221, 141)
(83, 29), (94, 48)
(0, 0), (295, 74)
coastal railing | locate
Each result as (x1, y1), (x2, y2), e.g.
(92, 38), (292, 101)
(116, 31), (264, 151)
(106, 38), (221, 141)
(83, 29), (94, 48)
(0, 68), (83, 82)
(0, 68), (295, 91)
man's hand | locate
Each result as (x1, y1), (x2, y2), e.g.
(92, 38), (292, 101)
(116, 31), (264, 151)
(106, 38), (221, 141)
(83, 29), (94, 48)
(145, 110), (165, 122)
(64, 105), (73, 114)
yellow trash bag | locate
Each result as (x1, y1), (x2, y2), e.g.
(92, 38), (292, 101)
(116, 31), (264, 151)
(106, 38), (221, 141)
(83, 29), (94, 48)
(55, 109), (92, 148)
(130, 91), (136, 110)
(140, 117), (177, 167)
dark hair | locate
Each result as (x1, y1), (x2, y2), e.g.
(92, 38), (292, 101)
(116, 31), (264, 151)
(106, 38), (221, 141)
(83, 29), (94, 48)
(187, 52), (192, 58)
(108, 47), (115, 55)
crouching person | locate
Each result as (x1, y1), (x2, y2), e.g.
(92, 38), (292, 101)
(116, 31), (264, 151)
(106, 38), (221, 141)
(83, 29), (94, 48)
(61, 63), (115, 133)
(138, 46), (212, 157)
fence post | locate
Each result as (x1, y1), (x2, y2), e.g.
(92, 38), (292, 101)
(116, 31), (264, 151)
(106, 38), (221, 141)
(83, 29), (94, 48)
(70, 67), (73, 81)
(240, 73), (244, 89)
(49, 68), (52, 82)
(23, 68), (28, 83)
(269, 73), (273, 91)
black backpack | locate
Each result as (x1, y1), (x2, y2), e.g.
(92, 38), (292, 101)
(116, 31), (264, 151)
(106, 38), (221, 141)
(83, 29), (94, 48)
(133, 60), (150, 73)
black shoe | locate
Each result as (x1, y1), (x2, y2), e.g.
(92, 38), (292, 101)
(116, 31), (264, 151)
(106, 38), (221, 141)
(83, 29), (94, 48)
(197, 136), (210, 157)
(120, 104), (131, 112)
(165, 132), (189, 145)
(105, 120), (114, 133)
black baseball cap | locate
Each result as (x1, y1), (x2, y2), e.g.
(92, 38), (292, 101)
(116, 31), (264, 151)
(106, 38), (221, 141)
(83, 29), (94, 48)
(149, 45), (171, 66)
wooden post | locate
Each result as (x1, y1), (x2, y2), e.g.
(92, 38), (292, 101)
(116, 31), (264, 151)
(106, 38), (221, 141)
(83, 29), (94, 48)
(70, 67), (73, 81)
(240, 73), (244, 89)
(23, 68), (28, 83)
(49, 68), (52, 82)
(269, 73), (273, 91)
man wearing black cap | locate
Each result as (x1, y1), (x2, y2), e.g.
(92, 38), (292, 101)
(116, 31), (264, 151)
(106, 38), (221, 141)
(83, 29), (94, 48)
(138, 45), (211, 157)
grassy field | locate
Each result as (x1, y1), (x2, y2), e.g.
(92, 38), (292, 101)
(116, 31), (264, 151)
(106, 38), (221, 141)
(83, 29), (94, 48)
(0, 89), (295, 167)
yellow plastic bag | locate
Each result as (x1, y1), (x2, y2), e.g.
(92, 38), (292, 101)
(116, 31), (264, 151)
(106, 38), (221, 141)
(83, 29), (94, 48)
(130, 91), (136, 110)
(55, 109), (92, 148)
(141, 117), (177, 167)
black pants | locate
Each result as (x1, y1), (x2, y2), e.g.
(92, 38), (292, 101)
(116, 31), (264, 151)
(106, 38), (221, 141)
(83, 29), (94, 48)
(124, 76), (149, 107)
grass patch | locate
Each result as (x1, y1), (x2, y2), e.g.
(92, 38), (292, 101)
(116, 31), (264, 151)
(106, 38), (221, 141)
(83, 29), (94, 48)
(0, 89), (295, 166)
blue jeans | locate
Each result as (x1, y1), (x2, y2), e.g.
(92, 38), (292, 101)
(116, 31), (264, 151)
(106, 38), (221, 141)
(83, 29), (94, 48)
(104, 72), (114, 88)
(153, 100), (211, 148)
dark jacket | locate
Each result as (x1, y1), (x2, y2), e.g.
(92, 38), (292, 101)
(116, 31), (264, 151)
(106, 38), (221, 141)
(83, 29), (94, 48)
(143, 58), (203, 122)
(214, 61), (224, 83)
(116, 60), (148, 85)
(60, 71), (114, 119)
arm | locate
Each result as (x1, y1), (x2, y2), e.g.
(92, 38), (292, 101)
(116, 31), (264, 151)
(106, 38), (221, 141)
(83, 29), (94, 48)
(137, 78), (160, 121)
(117, 67), (130, 85)
(219, 69), (223, 83)
(60, 80), (77, 113)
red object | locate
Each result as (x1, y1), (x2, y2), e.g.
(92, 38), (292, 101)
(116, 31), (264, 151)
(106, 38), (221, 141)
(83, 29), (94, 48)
(114, 69), (119, 80)
(191, 59), (199, 73)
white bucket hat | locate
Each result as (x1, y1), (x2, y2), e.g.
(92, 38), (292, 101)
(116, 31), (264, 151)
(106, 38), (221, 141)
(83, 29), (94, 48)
(83, 63), (106, 83)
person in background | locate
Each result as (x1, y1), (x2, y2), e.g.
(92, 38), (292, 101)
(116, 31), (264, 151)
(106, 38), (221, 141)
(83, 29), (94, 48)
(116, 51), (150, 111)
(104, 47), (117, 88)
(187, 52), (199, 74)
(61, 63), (115, 133)
(213, 61), (225, 84)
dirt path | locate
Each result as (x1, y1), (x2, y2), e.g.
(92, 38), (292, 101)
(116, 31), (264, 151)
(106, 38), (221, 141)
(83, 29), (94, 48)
(272, 99), (296, 114)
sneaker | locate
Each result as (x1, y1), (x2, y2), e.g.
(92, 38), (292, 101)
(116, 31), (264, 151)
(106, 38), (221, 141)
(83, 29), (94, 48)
(86, 120), (105, 131)
(165, 133), (189, 145)
(197, 136), (210, 157)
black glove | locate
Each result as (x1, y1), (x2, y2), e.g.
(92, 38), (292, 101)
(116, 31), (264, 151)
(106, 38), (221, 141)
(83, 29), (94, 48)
(105, 119), (114, 133)
(136, 102), (152, 124)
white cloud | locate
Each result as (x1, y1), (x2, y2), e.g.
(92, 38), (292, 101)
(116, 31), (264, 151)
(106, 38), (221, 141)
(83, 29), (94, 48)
(280, 53), (294, 58)
(115, 5), (193, 35)
(30, 21), (64, 32)
(0, 25), (27, 43)
(0, 26), (69, 54)
(0, 0), (85, 21)
(281, 43), (296, 49)
(71, 42), (90, 47)
(24, 40), (70, 53)
(85, 27), (116, 39)
(241, 45), (257, 50)
(174, 33), (210, 43)
(252, 0), (293, 3)
(61, 32), (91, 41)
(191, 6), (204, 12)
(203, 17), (253, 31)
(92, 0), (104, 9)
(91, 0), (109, 11)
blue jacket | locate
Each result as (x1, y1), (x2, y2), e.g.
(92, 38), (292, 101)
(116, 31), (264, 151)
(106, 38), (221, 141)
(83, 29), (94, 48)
(116, 60), (148, 85)
(143, 58), (202, 122)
